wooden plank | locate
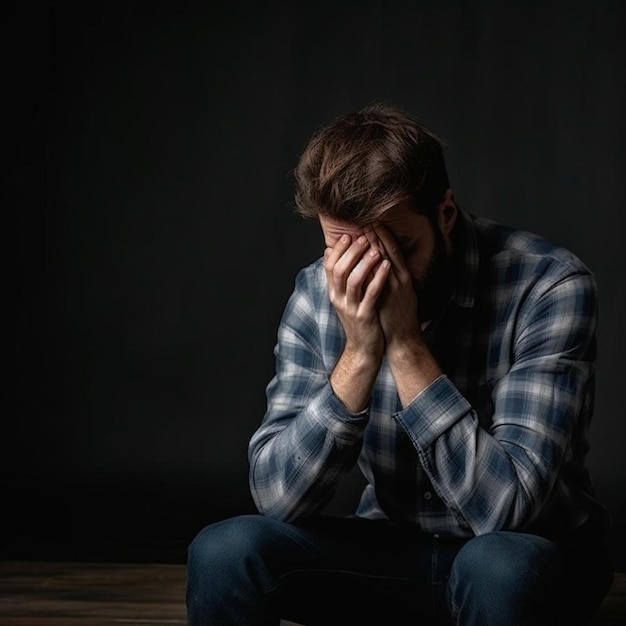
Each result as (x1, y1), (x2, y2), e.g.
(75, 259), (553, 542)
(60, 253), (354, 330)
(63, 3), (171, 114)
(592, 572), (626, 625)
(0, 561), (624, 625)
(0, 561), (187, 624)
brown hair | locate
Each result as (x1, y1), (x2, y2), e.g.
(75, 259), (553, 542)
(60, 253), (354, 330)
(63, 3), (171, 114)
(294, 103), (450, 225)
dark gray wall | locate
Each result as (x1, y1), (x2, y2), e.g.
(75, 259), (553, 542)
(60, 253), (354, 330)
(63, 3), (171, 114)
(8, 0), (626, 568)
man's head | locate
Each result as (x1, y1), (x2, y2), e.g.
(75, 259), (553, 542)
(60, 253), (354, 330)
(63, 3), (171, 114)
(294, 103), (451, 225)
(296, 104), (458, 320)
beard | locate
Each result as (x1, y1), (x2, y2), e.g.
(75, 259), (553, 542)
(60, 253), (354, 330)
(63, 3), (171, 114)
(413, 224), (454, 323)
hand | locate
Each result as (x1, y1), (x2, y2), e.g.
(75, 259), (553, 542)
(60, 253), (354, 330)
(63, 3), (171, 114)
(324, 232), (390, 362)
(373, 223), (422, 352)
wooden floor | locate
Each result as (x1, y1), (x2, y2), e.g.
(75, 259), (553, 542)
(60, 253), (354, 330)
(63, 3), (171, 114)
(0, 561), (624, 625)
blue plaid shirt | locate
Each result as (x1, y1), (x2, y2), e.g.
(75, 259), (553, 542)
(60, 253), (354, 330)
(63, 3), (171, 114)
(249, 209), (607, 537)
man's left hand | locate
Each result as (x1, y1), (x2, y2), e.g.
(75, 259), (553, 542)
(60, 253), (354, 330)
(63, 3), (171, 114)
(373, 223), (442, 406)
(373, 223), (423, 353)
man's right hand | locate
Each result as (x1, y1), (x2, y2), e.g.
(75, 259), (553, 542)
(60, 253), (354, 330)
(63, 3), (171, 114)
(324, 232), (390, 360)
(324, 232), (391, 412)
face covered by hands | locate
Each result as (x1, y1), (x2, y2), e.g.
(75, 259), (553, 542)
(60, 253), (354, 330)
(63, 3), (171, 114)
(321, 199), (456, 360)
(320, 199), (457, 410)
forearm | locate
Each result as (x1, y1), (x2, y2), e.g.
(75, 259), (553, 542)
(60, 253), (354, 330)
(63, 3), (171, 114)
(248, 382), (367, 521)
(386, 336), (442, 407)
(330, 345), (382, 413)
(394, 367), (584, 535)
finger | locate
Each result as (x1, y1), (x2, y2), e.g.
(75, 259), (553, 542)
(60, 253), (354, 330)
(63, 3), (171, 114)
(344, 245), (381, 303)
(363, 226), (379, 250)
(324, 237), (353, 298)
(364, 232), (386, 285)
(331, 235), (371, 290)
(324, 234), (352, 276)
(373, 224), (401, 262)
(362, 258), (391, 306)
(373, 224), (408, 275)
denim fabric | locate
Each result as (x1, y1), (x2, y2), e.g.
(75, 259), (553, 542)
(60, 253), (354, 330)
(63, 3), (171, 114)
(186, 514), (613, 625)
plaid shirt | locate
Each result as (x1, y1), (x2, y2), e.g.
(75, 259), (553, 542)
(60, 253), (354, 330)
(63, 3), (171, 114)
(248, 208), (607, 537)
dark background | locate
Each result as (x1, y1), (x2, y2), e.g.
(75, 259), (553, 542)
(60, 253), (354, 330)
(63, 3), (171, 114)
(7, 0), (626, 569)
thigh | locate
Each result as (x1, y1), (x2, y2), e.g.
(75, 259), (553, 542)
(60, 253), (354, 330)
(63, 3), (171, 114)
(269, 515), (465, 626)
(188, 514), (468, 626)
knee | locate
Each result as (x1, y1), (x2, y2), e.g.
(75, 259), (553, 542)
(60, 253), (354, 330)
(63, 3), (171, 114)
(186, 513), (295, 617)
(451, 531), (558, 589)
(187, 514), (269, 576)
(448, 531), (560, 620)
(447, 532), (558, 624)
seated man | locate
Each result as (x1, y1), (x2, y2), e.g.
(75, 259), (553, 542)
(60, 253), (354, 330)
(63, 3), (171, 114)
(187, 104), (614, 625)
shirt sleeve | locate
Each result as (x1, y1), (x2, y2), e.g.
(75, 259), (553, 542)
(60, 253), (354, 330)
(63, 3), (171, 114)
(393, 267), (598, 536)
(248, 266), (368, 521)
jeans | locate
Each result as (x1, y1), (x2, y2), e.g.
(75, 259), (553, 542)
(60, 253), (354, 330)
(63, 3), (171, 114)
(186, 514), (613, 625)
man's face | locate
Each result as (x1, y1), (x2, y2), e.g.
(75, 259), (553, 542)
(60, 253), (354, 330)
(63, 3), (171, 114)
(319, 201), (455, 320)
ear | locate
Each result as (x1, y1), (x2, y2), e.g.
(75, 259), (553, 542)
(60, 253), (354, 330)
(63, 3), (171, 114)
(437, 188), (457, 237)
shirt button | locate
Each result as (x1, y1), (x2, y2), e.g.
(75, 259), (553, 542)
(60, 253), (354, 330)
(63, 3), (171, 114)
(433, 533), (440, 539)
(424, 491), (432, 500)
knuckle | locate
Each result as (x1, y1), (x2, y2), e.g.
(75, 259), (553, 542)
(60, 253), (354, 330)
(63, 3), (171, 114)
(345, 271), (361, 289)
(354, 309), (367, 322)
(331, 267), (344, 284)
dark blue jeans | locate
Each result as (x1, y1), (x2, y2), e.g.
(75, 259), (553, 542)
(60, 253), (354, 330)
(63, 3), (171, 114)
(186, 514), (613, 625)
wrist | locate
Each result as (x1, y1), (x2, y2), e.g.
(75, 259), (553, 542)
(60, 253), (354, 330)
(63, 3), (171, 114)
(385, 336), (442, 407)
(331, 344), (382, 413)
(343, 339), (384, 367)
(385, 332), (425, 364)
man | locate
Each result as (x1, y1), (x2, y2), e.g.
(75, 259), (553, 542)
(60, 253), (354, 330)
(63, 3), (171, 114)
(187, 104), (614, 625)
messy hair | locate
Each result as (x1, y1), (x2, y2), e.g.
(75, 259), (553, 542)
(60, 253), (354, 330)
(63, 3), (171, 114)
(294, 103), (450, 225)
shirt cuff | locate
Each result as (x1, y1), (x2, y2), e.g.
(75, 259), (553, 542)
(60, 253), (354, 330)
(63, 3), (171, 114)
(393, 374), (472, 448)
(307, 383), (369, 439)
